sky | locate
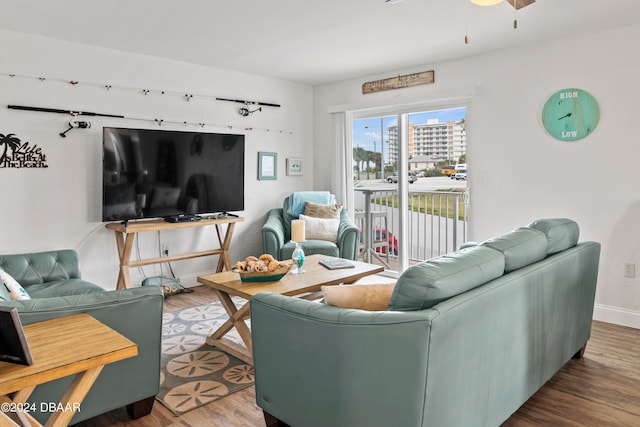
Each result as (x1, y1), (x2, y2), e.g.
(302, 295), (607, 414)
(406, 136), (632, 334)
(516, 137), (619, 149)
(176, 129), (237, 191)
(352, 106), (466, 162)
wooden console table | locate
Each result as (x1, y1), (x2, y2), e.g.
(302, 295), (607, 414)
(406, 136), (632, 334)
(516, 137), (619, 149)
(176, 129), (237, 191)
(0, 313), (137, 427)
(106, 217), (244, 290)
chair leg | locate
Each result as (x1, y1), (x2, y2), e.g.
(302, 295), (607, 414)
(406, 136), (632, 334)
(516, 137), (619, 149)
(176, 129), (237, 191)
(126, 396), (155, 419)
(572, 344), (587, 359)
(263, 410), (290, 427)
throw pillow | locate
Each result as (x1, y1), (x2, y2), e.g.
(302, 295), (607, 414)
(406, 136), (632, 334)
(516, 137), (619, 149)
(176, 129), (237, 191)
(304, 201), (343, 219)
(299, 214), (340, 242)
(0, 270), (31, 300)
(322, 283), (395, 311)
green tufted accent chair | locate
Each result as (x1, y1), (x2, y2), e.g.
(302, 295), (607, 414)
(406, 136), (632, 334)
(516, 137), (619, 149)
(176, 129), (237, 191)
(261, 192), (360, 261)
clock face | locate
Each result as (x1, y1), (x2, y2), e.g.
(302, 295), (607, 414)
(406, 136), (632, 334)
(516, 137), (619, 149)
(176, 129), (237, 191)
(541, 88), (600, 141)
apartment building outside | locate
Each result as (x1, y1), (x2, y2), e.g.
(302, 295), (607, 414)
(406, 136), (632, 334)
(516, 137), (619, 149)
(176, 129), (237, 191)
(387, 118), (466, 170)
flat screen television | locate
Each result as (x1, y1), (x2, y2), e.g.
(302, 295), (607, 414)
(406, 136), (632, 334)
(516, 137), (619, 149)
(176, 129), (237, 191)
(102, 127), (244, 222)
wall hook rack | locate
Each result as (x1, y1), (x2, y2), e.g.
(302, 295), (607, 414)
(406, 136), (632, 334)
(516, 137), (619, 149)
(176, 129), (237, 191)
(6, 103), (294, 135)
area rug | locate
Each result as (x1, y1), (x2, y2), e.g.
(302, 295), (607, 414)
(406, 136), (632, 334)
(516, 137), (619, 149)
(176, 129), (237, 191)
(157, 300), (254, 415)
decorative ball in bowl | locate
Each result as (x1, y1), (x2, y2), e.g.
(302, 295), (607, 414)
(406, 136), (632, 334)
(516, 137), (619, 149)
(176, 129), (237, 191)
(233, 254), (291, 282)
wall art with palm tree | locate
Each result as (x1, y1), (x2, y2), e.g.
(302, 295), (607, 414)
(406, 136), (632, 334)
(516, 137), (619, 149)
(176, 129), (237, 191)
(0, 133), (48, 168)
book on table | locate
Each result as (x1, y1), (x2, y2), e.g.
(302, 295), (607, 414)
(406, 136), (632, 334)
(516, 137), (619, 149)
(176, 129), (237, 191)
(319, 259), (355, 270)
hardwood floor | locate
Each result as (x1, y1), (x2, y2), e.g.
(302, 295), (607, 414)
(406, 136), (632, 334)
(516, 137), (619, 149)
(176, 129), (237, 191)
(77, 285), (640, 427)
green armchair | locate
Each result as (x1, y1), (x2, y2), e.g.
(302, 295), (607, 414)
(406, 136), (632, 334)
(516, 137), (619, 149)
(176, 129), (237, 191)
(262, 192), (360, 261)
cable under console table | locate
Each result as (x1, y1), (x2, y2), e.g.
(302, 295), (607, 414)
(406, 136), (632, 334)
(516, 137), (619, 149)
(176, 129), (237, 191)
(105, 216), (244, 290)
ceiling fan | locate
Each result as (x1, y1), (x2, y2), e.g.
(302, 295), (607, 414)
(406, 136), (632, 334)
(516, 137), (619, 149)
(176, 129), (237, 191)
(385, 0), (535, 9)
(505, 0), (535, 10)
(467, 0), (535, 8)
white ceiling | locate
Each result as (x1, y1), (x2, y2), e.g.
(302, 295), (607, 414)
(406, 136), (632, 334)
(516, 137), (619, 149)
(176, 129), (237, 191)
(2, 0), (640, 86)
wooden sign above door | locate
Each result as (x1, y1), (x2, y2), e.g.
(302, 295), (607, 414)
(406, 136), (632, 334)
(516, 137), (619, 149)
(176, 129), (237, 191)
(362, 70), (434, 94)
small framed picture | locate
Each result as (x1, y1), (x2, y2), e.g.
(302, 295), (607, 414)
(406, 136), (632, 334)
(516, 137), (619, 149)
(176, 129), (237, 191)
(258, 152), (277, 180)
(0, 307), (34, 365)
(286, 158), (303, 176)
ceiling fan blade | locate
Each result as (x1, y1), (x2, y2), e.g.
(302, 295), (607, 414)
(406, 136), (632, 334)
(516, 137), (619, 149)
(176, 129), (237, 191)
(505, 0), (535, 10)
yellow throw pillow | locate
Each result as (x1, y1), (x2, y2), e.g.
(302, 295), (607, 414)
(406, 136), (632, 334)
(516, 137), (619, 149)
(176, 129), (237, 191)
(304, 201), (343, 219)
(322, 283), (395, 311)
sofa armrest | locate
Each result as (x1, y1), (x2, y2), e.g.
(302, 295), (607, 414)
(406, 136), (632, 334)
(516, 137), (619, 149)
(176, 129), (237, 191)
(262, 208), (286, 259)
(337, 209), (360, 260)
(250, 292), (434, 427)
(0, 286), (164, 424)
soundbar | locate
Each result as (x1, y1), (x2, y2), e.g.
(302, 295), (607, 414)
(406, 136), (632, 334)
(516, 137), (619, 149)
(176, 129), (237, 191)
(164, 215), (202, 223)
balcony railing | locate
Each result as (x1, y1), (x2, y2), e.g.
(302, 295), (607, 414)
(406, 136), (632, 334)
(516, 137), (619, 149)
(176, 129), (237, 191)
(354, 189), (468, 268)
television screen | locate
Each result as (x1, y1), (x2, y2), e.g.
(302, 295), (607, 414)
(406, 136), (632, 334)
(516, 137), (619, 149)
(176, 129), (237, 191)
(102, 127), (244, 222)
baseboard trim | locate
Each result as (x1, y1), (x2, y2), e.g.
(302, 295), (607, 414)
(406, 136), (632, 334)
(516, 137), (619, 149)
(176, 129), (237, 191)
(593, 304), (640, 329)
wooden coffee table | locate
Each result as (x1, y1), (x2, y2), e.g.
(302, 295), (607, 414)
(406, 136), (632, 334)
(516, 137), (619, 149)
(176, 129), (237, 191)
(197, 254), (384, 365)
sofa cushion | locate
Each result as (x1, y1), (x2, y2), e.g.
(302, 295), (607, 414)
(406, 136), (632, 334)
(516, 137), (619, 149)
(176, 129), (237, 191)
(528, 218), (580, 255)
(459, 241), (479, 250)
(388, 245), (505, 311)
(24, 279), (105, 299)
(322, 283), (395, 311)
(281, 240), (339, 260)
(0, 269), (31, 300)
(299, 214), (339, 242)
(481, 227), (548, 273)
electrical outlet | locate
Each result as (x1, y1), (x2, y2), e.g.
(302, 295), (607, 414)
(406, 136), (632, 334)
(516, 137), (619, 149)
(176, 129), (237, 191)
(162, 243), (170, 256)
(624, 263), (635, 278)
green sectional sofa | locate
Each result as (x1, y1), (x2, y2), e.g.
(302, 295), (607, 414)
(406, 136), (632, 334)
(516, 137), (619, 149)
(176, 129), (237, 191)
(250, 218), (600, 427)
(0, 249), (163, 425)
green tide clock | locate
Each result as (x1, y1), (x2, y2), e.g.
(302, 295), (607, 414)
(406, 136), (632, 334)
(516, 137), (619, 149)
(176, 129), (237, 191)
(541, 88), (600, 141)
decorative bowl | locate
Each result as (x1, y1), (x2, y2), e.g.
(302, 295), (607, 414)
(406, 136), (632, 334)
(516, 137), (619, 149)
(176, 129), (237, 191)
(235, 265), (292, 282)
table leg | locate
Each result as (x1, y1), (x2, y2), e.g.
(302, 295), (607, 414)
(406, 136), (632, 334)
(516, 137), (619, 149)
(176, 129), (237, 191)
(205, 290), (253, 365)
(214, 223), (236, 272)
(45, 366), (103, 427)
(0, 366), (103, 427)
(0, 388), (38, 427)
(114, 232), (135, 290)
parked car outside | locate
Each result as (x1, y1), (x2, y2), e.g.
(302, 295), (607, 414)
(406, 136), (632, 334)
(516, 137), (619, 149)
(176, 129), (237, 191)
(386, 172), (418, 184)
(453, 170), (467, 180)
(441, 165), (456, 176)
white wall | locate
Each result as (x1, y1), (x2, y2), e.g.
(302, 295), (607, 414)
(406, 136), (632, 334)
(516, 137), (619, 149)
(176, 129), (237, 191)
(314, 23), (640, 329)
(0, 29), (313, 289)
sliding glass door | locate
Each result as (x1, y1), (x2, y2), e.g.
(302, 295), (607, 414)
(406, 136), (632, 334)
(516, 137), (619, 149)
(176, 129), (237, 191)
(351, 106), (468, 274)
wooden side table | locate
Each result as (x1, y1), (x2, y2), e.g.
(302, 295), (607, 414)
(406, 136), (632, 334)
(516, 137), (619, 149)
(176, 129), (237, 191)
(106, 216), (244, 289)
(0, 314), (137, 427)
